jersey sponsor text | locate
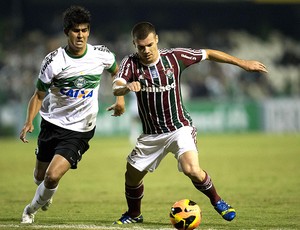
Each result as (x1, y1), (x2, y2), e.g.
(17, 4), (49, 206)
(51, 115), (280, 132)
(141, 82), (176, 93)
(60, 88), (94, 98)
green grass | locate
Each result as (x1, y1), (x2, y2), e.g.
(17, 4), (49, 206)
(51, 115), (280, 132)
(0, 133), (299, 229)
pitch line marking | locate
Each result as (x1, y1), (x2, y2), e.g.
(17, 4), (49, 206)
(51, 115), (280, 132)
(0, 224), (179, 230)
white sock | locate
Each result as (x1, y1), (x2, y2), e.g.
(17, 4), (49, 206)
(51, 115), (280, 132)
(34, 178), (43, 186)
(29, 181), (57, 213)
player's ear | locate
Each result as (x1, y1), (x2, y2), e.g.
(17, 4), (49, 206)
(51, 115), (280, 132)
(156, 35), (159, 44)
(133, 40), (136, 48)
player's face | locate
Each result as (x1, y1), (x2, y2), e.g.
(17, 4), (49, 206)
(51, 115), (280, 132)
(67, 23), (90, 56)
(134, 32), (159, 65)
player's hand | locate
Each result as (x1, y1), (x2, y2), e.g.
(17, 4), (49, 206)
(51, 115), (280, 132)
(127, 81), (141, 92)
(241, 60), (268, 73)
(106, 102), (125, 117)
(19, 123), (34, 143)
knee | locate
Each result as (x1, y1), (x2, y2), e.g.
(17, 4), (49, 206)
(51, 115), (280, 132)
(183, 166), (198, 177)
(34, 168), (46, 182)
(182, 165), (203, 181)
(125, 166), (146, 186)
(44, 171), (60, 188)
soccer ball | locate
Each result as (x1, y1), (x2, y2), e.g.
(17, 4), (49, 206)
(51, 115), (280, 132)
(169, 199), (202, 230)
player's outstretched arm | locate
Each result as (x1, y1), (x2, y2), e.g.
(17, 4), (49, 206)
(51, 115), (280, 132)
(205, 49), (268, 73)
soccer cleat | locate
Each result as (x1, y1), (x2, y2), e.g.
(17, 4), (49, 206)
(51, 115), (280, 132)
(21, 204), (36, 224)
(113, 212), (143, 224)
(214, 199), (236, 221)
(41, 198), (53, 211)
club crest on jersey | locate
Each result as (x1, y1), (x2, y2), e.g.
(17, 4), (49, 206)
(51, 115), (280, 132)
(74, 77), (86, 89)
(164, 68), (174, 79)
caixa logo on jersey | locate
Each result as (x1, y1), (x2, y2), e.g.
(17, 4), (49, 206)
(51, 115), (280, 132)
(60, 88), (94, 99)
(60, 77), (93, 99)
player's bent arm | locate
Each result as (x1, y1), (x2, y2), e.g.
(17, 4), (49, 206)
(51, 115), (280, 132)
(205, 49), (268, 73)
(20, 89), (46, 142)
(112, 78), (131, 96)
(109, 65), (126, 108)
(25, 89), (46, 125)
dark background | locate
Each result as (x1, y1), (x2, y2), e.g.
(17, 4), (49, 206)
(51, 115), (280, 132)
(1, 0), (300, 136)
(1, 0), (299, 42)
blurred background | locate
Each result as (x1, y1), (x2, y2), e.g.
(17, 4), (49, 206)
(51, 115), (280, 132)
(0, 0), (300, 137)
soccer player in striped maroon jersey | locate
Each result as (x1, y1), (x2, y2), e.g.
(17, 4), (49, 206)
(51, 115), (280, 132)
(112, 22), (268, 225)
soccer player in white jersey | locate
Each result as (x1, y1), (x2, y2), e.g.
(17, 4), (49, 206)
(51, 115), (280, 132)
(19, 5), (125, 224)
(112, 22), (268, 224)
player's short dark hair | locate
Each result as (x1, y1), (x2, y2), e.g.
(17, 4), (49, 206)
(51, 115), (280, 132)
(132, 22), (156, 40)
(63, 5), (91, 34)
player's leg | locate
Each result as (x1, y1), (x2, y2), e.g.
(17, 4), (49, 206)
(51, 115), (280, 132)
(33, 160), (53, 211)
(34, 159), (49, 182)
(179, 150), (221, 204)
(22, 120), (94, 224)
(179, 151), (236, 221)
(21, 156), (68, 224)
(114, 162), (147, 224)
(172, 126), (220, 204)
(114, 133), (169, 225)
(44, 154), (71, 188)
(125, 162), (147, 216)
(24, 155), (69, 213)
(21, 130), (54, 224)
(32, 154), (70, 210)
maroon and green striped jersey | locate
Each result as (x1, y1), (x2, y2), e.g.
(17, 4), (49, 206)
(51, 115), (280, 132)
(117, 48), (206, 134)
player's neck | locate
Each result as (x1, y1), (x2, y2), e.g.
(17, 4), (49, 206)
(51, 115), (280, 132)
(140, 52), (160, 67)
(65, 45), (87, 57)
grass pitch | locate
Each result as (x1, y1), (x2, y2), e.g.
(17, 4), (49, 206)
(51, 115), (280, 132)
(0, 133), (299, 230)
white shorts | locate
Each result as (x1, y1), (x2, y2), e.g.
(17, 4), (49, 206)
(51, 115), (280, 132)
(127, 126), (198, 172)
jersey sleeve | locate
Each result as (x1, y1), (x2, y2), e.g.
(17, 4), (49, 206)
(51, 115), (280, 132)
(115, 55), (134, 82)
(36, 50), (57, 91)
(173, 48), (206, 69)
(36, 79), (51, 91)
(106, 54), (118, 73)
(93, 45), (117, 73)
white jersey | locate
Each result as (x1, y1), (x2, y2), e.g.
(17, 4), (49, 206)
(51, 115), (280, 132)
(37, 44), (116, 132)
